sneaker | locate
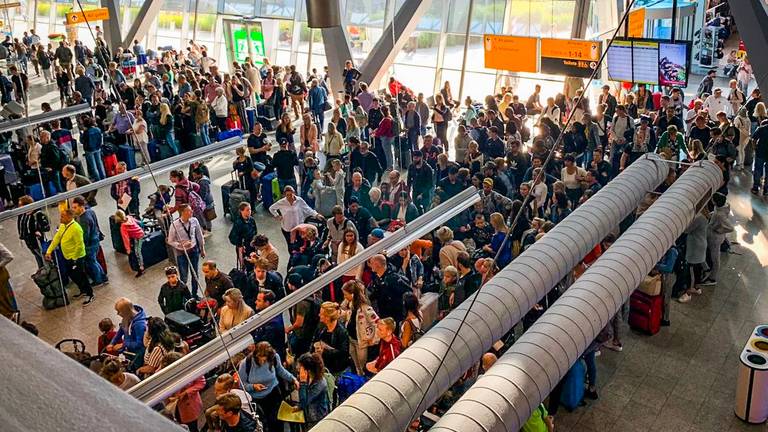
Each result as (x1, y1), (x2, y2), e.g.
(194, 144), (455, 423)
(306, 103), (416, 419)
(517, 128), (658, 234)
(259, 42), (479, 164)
(678, 293), (692, 303)
(82, 295), (95, 306)
(690, 287), (703, 295)
(605, 341), (623, 352)
(586, 389), (599, 400)
(135, 269), (144, 278)
(661, 319), (671, 327)
(699, 279), (716, 287)
(752, 188), (760, 195)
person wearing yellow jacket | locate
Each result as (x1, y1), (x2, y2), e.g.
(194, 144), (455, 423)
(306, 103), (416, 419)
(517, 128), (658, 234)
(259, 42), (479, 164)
(46, 208), (94, 305)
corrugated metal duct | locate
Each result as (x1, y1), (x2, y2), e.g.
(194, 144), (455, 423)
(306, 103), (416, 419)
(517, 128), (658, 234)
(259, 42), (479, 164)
(430, 161), (722, 432)
(311, 154), (669, 432)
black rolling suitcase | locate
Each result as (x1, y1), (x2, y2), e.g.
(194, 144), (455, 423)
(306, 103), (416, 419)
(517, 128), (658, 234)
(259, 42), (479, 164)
(138, 229), (169, 269)
(165, 310), (211, 350)
(109, 215), (127, 254)
(221, 171), (241, 219)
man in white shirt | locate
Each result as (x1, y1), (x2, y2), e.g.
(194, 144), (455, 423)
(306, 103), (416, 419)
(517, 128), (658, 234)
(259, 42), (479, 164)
(703, 88), (730, 122)
(166, 204), (206, 297)
(268, 186), (320, 248)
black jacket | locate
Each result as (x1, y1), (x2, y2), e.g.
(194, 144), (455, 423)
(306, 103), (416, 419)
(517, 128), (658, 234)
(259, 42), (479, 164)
(229, 215), (258, 249)
(244, 271), (284, 308)
(17, 210), (50, 245)
(368, 266), (411, 322)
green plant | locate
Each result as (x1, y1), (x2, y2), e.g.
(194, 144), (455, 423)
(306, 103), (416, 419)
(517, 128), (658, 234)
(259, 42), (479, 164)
(158, 12), (183, 29)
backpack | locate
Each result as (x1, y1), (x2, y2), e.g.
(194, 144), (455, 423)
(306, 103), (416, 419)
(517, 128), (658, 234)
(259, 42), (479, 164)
(177, 184), (205, 214)
(323, 368), (336, 403)
(408, 318), (425, 344)
(335, 370), (368, 403)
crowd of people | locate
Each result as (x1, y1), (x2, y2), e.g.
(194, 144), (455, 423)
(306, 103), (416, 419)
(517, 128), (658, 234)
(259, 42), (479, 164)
(0, 19), (752, 432)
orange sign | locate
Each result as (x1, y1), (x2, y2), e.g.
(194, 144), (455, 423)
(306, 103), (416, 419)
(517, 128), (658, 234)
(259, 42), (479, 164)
(627, 7), (646, 38)
(541, 38), (601, 61)
(483, 35), (538, 73)
(66, 7), (110, 25)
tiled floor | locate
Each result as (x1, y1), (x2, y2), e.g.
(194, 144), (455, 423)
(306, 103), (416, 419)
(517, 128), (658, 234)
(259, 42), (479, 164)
(4, 57), (768, 431)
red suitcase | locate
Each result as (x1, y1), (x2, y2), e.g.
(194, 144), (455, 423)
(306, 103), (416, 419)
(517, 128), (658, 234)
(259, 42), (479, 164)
(103, 154), (118, 177)
(97, 246), (108, 276)
(629, 290), (662, 335)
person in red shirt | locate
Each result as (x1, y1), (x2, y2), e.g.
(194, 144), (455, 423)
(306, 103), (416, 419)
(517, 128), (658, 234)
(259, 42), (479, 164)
(366, 317), (402, 374)
(97, 318), (117, 354)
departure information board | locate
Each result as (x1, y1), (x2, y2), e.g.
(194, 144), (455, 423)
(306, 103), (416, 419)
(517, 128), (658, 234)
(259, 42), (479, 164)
(606, 38), (691, 87)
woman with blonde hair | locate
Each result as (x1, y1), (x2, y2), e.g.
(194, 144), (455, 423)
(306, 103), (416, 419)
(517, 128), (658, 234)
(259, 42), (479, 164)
(346, 115), (360, 142)
(340, 280), (380, 374)
(218, 288), (254, 332)
(337, 228), (364, 282)
(300, 112), (319, 154)
(158, 102), (179, 156)
(324, 122), (345, 165)
(311, 301), (351, 375)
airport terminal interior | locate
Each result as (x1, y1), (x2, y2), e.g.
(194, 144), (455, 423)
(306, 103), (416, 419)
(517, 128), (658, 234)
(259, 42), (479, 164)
(2, 0), (768, 431)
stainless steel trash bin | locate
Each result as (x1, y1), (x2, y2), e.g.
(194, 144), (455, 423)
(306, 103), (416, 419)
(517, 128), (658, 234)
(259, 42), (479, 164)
(735, 325), (768, 424)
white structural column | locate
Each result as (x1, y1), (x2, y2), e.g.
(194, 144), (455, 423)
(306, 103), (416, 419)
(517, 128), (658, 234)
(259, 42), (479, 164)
(430, 161), (722, 432)
(310, 154), (669, 432)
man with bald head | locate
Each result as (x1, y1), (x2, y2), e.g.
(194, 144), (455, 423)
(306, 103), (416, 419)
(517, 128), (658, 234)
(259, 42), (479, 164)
(106, 297), (148, 356)
(367, 254), (411, 324)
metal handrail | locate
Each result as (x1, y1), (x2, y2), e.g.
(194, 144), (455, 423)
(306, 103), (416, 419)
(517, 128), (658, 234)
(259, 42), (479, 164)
(0, 103), (92, 134)
(0, 135), (244, 221)
(128, 186), (480, 406)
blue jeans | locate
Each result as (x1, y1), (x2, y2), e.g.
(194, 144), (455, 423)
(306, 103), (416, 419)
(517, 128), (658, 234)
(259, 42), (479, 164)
(85, 150), (106, 181)
(583, 351), (597, 387)
(200, 123), (211, 146)
(754, 157), (767, 191)
(380, 136), (394, 170)
(176, 249), (200, 297)
(312, 108), (324, 130)
(580, 149), (594, 169)
(85, 244), (106, 284)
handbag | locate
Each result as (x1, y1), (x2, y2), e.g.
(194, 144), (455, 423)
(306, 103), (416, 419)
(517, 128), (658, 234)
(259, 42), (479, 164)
(203, 207), (217, 222)
(322, 101), (332, 111)
(637, 274), (662, 296)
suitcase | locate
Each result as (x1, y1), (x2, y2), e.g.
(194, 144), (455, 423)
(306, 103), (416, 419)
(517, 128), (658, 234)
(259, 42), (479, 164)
(109, 215), (127, 254)
(140, 229), (169, 269)
(245, 107), (256, 132)
(419, 292), (440, 330)
(158, 141), (176, 160)
(165, 309), (204, 335)
(41, 240), (69, 284)
(27, 182), (57, 201)
(559, 359), (586, 411)
(9, 181), (24, 204)
(256, 103), (275, 119)
(164, 309), (211, 349)
(0, 153), (17, 184)
(117, 145), (137, 170)
(228, 189), (251, 220)
(147, 140), (161, 162)
(260, 172), (277, 209)
(32, 263), (70, 309)
(257, 115), (277, 131)
(221, 171), (240, 218)
(629, 291), (662, 335)
(217, 128), (243, 142)
(97, 246), (108, 276)
(103, 153), (119, 177)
